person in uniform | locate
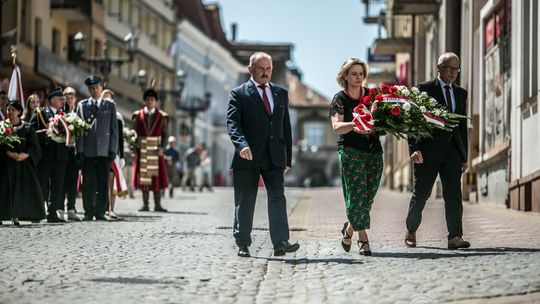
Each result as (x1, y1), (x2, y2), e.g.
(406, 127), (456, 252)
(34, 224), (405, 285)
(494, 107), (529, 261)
(75, 75), (119, 221)
(30, 88), (69, 223)
(132, 89), (169, 212)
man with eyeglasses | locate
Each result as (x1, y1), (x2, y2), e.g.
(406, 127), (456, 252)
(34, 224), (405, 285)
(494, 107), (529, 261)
(405, 52), (470, 250)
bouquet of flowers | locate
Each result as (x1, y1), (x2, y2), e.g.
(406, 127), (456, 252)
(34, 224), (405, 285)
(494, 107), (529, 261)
(123, 127), (138, 152)
(0, 120), (21, 148)
(47, 112), (92, 146)
(353, 83), (468, 140)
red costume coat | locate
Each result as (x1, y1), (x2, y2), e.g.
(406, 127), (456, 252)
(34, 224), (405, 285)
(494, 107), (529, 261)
(132, 109), (169, 191)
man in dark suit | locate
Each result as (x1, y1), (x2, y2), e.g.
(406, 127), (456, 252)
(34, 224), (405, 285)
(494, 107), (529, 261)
(226, 52), (299, 257)
(30, 88), (69, 222)
(405, 52), (470, 250)
(76, 75), (118, 221)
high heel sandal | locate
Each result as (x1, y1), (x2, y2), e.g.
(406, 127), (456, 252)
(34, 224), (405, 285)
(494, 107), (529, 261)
(358, 240), (372, 256)
(340, 222), (352, 252)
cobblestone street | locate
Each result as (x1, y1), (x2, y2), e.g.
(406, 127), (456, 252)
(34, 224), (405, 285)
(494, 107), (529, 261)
(1, 187), (540, 304)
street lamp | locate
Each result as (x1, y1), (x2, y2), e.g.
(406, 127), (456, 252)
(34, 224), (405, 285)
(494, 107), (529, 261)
(71, 31), (138, 81)
(179, 91), (211, 147)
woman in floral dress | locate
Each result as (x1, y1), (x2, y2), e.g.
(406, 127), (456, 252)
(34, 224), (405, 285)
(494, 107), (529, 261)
(329, 58), (383, 255)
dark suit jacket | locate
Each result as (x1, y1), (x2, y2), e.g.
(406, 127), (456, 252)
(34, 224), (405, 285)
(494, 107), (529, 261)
(408, 79), (468, 162)
(29, 107), (69, 162)
(227, 80), (292, 169)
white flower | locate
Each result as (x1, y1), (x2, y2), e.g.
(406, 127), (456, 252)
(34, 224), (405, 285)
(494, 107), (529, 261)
(411, 87), (420, 94)
(403, 102), (411, 111)
(69, 125), (74, 130)
(434, 109), (442, 116)
(430, 98), (437, 106)
(401, 89), (410, 97)
(420, 106), (427, 112)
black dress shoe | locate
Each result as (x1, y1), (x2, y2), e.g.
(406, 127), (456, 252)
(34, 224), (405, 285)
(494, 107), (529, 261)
(83, 215), (94, 221)
(95, 215), (109, 221)
(138, 205), (150, 212)
(154, 206), (168, 212)
(47, 215), (66, 223)
(237, 246), (250, 257)
(273, 241), (300, 256)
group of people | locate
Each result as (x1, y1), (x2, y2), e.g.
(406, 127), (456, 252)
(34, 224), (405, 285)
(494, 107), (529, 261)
(226, 51), (470, 257)
(0, 75), (173, 225)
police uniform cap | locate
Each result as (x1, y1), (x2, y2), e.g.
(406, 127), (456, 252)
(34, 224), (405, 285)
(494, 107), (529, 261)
(48, 88), (64, 100)
(85, 75), (102, 87)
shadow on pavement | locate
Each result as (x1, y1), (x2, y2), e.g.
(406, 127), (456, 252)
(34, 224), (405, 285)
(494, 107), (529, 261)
(165, 211), (208, 215)
(375, 246), (540, 259)
(251, 256), (364, 264)
(112, 214), (162, 222)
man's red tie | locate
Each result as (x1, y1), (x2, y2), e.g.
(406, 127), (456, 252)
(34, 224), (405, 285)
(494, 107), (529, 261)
(444, 85), (453, 112)
(258, 85), (272, 115)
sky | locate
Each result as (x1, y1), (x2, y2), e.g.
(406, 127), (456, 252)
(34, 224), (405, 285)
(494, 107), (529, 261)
(207, 0), (379, 100)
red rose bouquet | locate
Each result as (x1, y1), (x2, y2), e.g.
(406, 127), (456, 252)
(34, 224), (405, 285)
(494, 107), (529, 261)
(352, 84), (468, 140)
(0, 120), (21, 148)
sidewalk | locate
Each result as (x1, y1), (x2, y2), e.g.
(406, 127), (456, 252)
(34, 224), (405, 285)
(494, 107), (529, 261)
(0, 187), (539, 304)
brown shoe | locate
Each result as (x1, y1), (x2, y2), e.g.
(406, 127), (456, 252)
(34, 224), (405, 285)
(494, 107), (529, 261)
(404, 231), (416, 248)
(448, 237), (470, 250)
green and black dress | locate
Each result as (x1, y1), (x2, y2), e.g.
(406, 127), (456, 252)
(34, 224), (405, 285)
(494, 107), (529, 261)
(329, 90), (383, 231)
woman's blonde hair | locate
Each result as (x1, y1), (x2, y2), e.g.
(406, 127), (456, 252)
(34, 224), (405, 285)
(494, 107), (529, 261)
(336, 58), (369, 88)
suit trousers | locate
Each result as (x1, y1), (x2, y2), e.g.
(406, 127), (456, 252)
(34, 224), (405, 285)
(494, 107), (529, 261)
(63, 157), (80, 210)
(37, 160), (67, 214)
(233, 149), (289, 248)
(406, 144), (464, 239)
(82, 157), (111, 217)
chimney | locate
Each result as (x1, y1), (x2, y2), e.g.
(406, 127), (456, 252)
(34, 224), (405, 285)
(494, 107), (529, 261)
(231, 23), (237, 41)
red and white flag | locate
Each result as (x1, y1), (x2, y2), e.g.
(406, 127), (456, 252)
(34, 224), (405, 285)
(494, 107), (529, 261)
(8, 64), (24, 110)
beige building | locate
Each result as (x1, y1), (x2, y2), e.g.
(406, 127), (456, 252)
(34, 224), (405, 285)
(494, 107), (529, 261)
(0, 0), (177, 132)
(362, 0), (540, 213)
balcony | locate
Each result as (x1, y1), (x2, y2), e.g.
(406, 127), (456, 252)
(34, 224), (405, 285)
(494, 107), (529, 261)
(371, 37), (411, 55)
(389, 0), (440, 15)
(362, 0), (387, 24)
(371, 15), (412, 55)
(367, 69), (397, 85)
(50, 0), (91, 20)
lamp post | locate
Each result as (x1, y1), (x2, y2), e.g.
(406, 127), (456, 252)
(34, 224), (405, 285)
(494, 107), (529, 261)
(72, 31), (138, 81)
(179, 92), (211, 147)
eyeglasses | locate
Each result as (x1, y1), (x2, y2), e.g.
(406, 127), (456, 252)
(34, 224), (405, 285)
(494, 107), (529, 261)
(440, 64), (461, 73)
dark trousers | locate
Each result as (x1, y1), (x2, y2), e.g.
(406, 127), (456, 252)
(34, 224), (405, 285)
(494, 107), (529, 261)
(82, 157), (111, 217)
(233, 150), (289, 248)
(63, 157), (80, 210)
(406, 146), (464, 239)
(37, 160), (67, 214)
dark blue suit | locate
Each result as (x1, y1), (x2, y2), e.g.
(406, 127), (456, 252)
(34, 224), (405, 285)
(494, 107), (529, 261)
(226, 80), (292, 248)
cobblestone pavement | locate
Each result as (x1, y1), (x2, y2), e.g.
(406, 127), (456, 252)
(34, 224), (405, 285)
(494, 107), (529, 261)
(1, 187), (539, 304)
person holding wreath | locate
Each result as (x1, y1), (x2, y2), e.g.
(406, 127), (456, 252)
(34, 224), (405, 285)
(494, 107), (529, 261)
(329, 58), (383, 256)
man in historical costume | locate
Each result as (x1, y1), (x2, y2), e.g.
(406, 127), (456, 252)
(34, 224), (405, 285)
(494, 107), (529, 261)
(30, 88), (69, 223)
(76, 75), (119, 221)
(132, 89), (169, 212)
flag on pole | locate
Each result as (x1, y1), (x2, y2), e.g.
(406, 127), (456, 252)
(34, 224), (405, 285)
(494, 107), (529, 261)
(7, 64), (24, 110)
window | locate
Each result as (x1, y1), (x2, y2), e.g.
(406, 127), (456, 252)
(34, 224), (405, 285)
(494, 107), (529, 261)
(20, 0), (31, 43)
(52, 28), (61, 55)
(34, 17), (42, 46)
(303, 122), (324, 148)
